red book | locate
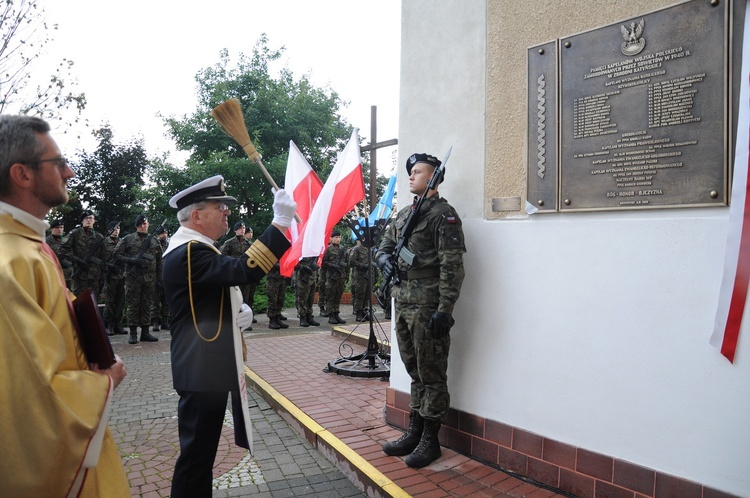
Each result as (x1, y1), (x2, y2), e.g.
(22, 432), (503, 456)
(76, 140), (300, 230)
(72, 288), (116, 369)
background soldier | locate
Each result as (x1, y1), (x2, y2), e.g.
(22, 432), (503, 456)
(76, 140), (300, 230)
(323, 231), (348, 324)
(115, 214), (162, 344)
(103, 221), (127, 336)
(349, 239), (371, 321)
(294, 256), (321, 327)
(318, 253), (329, 317)
(61, 209), (105, 299)
(266, 262), (289, 329)
(242, 227), (259, 321)
(377, 152), (466, 468)
(152, 225), (170, 331)
(46, 218), (72, 288)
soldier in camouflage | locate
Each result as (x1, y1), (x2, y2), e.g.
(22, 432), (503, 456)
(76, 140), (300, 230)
(294, 256), (321, 327)
(349, 239), (371, 321)
(114, 214), (162, 344)
(266, 262), (289, 329)
(377, 152), (466, 468)
(151, 225), (170, 331)
(46, 218), (72, 288)
(323, 231), (348, 324)
(61, 209), (106, 300)
(103, 221), (127, 336)
(221, 220), (254, 329)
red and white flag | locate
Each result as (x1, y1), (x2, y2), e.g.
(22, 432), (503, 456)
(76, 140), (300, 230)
(279, 141), (323, 277)
(287, 129), (364, 266)
(711, 1), (750, 363)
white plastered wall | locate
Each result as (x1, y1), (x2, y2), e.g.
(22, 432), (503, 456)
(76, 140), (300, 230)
(392, 1), (750, 495)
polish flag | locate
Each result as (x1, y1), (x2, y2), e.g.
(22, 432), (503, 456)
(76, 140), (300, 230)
(290, 129), (365, 266)
(279, 141), (323, 277)
(711, 3), (750, 363)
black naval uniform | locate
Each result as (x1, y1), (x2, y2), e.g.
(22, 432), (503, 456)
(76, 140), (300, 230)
(164, 225), (290, 497)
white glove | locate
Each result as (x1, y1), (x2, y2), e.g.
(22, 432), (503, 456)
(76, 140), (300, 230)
(272, 188), (297, 229)
(236, 303), (254, 331)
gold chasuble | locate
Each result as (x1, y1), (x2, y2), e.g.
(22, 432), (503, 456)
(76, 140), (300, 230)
(0, 214), (129, 497)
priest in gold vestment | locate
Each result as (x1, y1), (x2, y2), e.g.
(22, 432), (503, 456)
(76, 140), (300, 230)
(0, 115), (130, 498)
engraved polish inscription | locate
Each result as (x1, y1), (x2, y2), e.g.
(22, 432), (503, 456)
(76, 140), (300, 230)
(559, 1), (727, 211)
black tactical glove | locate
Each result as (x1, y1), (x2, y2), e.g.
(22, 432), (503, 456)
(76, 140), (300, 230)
(376, 252), (393, 281)
(428, 311), (455, 339)
(127, 257), (147, 268)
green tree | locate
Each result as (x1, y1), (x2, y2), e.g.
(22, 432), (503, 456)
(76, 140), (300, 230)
(0, 0), (86, 121)
(68, 125), (151, 233)
(162, 35), (354, 229)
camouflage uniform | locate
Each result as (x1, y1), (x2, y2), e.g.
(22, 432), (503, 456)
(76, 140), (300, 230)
(317, 259), (328, 315)
(60, 226), (106, 300)
(114, 232), (163, 331)
(103, 233), (126, 334)
(378, 194), (466, 420)
(294, 257), (319, 325)
(323, 243), (348, 315)
(266, 263), (288, 328)
(151, 235), (170, 329)
(349, 242), (371, 319)
(46, 232), (72, 289)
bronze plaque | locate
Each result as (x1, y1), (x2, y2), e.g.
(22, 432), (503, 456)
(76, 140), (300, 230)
(527, 41), (559, 212)
(558, 0), (728, 211)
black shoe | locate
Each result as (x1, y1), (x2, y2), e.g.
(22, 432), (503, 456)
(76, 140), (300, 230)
(328, 315), (338, 324)
(335, 313), (346, 324)
(300, 316), (310, 327)
(128, 326), (138, 344)
(114, 323), (128, 335)
(269, 316), (281, 330)
(383, 412), (423, 456)
(252, 317), (257, 323)
(276, 316), (289, 329)
(405, 419), (442, 468)
(355, 311), (365, 322)
(306, 315), (320, 326)
(278, 313), (288, 321)
(140, 327), (159, 342)
(320, 309), (329, 317)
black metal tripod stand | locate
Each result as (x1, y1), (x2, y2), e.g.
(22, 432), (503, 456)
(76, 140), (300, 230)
(325, 219), (391, 378)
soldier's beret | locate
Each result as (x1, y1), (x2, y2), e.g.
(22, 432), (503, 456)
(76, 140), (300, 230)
(233, 220), (245, 231)
(168, 175), (238, 210)
(80, 209), (95, 221)
(50, 219), (64, 228)
(107, 221), (120, 231)
(134, 214), (148, 227)
(406, 153), (443, 182)
(156, 226), (167, 235)
(331, 231), (341, 237)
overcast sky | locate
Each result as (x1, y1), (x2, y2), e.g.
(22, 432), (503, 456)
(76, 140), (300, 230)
(38, 0), (401, 171)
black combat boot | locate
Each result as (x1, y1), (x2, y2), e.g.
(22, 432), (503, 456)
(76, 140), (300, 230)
(140, 326), (159, 342)
(299, 315), (310, 327)
(335, 313), (346, 324)
(320, 307), (329, 317)
(306, 314), (320, 326)
(276, 316), (289, 329)
(105, 321), (115, 336)
(328, 314), (339, 324)
(269, 316), (281, 330)
(114, 321), (127, 335)
(383, 411), (424, 456)
(128, 326), (139, 344)
(278, 313), (288, 321)
(355, 310), (365, 322)
(405, 418), (442, 468)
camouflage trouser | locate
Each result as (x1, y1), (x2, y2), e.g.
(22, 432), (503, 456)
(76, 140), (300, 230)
(266, 277), (287, 316)
(395, 303), (451, 420)
(243, 281), (258, 307)
(295, 276), (316, 317)
(351, 273), (370, 313)
(72, 277), (100, 302)
(317, 271), (328, 309)
(104, 277), (125, 324)
(152, 280), (169, 323)
(325, 273), (346, 313)
(125, 276), (155, 326)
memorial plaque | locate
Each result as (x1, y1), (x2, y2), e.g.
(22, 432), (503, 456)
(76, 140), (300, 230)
(557, 0), (728, 211)
(527, 41), (559, 212)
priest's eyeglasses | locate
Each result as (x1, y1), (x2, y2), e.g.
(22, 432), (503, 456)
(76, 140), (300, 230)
(23, 156), (71, 172)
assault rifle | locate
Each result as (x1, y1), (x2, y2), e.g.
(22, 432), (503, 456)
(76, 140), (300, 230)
(71, 221), (121, 279)
(124, 218), (167, 276)
(375, 147), (452, 306)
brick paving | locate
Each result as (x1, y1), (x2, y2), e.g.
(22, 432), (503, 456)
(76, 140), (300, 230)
(108, 306), (568, 497)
